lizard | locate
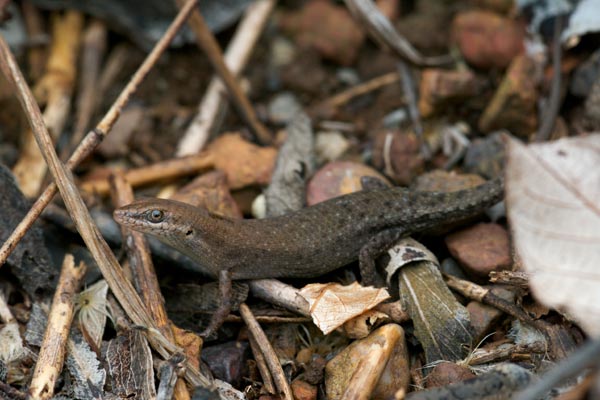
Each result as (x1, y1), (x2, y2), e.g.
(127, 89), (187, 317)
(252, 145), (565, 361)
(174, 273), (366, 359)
(113, 178), (503, 336)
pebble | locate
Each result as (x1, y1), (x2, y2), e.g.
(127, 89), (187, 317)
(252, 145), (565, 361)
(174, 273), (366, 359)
(267, 92), (303, 125)
(291, 379), (317, 400)
(325, 324), (409, 400)
(201, 341), (249, 387)
(451, 10), (525, 69)
(426, 362), (475, 388)
(467, 286), (516, 342)
(445, 223), (512, 279)
(307, 161), (390, 205)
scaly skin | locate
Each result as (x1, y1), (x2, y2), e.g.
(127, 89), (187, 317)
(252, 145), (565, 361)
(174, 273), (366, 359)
(113, 178), (503, 335)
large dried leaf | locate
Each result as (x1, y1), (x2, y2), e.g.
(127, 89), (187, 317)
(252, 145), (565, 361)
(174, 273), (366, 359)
(506, 134), (600, 336)
(389, 238), (473, 363)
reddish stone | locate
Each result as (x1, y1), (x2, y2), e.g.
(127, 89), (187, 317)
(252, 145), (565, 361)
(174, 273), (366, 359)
(307, 161), (390, 205)
(445, 223), (512, 279)
(451, 10), (525, 69)
(279, 0), (366, 66)
(426, 362), (475, 388)
(291, 379), (318, 400)
(419, 68), (488, 117)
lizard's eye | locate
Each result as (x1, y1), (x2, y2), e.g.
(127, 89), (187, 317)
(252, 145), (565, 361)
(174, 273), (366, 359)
(148, 209), (164, 223)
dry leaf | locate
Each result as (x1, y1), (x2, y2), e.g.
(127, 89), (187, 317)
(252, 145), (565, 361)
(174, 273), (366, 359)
(206, 133), (277, 189)
(506, 134), (600, 336)
(299, 282), (390, 334)
(387, 238), (473, 363)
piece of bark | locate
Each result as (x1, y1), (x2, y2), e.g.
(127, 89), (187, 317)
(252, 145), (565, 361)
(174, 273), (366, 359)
(0, 164), (56, 296)
(264, 112), (315, 217)
(105, 329), (156, 399)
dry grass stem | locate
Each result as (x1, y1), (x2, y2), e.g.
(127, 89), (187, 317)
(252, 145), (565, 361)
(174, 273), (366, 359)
(240, 303), (293, 400)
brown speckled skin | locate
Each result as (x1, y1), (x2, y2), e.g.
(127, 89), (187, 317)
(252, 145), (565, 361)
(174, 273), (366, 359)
(113, 179), (503, 280)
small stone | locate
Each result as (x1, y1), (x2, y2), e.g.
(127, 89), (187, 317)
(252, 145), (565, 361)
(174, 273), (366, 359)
(426, 362), (475, 388)
(445, 223), (512, 279)
(371, 130), (424, 186)
(451, 10), (525, 70)
(468, 286), (516, 342)
(267, 92), (303, 125)
(478, 55), (539, 137)
(291, 379), (318, 400)
(201, 341), (249, 387)
(307, 161), (390, 205)
(315, 131), (350, 164)
(325, 324), (409, 400)
(279, 0), (366, 65)
(419, 68), (488, 117)
(463, 132), (506, 179)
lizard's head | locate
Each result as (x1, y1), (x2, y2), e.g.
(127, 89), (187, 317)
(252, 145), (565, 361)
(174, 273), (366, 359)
(113, 198), (205, 246)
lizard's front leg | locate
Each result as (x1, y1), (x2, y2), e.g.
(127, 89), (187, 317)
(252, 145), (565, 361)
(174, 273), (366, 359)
(201, 269), (233, 338)
(359, 228), (406, 286)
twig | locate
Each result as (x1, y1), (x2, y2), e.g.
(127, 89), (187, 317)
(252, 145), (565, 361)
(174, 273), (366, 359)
(63, 19), (107, 159)
(514, 339), (600, 400)
(397, 61), (429, 159)
(174, 0), (272, 144)
(248, 335), (277, 394)
(29, 254), (86, 400)
(248, 279), (310, 317)
(13, 11), (83, 196)
(177, 0), (276, 156)
(0, 22), (211, 389)
(313, 71), (400, 115)
(535, 16), (563, 142)
(82, 152), (214, 195)
(21, 0), (47, 81)
(443, 274), (541, 329)
(240, 303), (294, 400)
(0, 0), (198, 270)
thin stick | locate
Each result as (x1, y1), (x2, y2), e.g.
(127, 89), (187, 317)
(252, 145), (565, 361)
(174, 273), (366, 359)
(248, 335), (277, 394)
(240, 303), (293, 400)
(0, 20), (211, 389)
(0, 0), (198, 270)
(175, 0), (272, 144)
(313, 71), (400, 114)
(177, 0), (276, 156)
(29, 254), (85, 400)
(63, 19), (107, 159)
(535, 16), (563, 142)
(81, 152), (214, 195)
